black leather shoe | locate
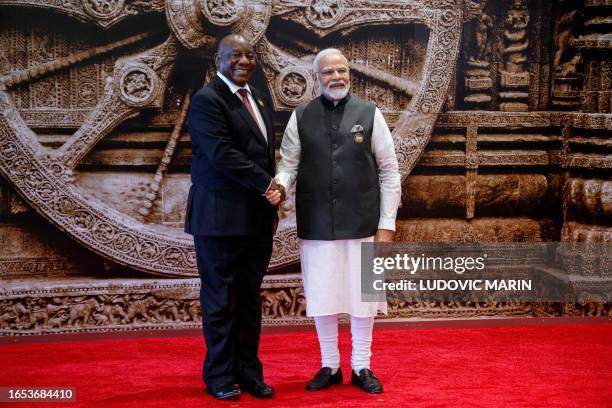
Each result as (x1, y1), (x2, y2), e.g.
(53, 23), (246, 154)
(238, 379), (275, 398)
(306, 367), (343, 391)
(351, 368), (383, 394)
(207, 383), (241, 400)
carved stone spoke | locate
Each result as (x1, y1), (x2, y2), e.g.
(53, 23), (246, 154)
(56, 39), (177, 169)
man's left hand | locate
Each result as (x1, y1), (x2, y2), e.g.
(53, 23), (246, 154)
(374, 229), (395, 242)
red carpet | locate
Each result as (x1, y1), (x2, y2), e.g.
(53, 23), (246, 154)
(0, 323), (610, 407)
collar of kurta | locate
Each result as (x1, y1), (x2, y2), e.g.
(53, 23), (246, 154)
(320, 93), (351, 110)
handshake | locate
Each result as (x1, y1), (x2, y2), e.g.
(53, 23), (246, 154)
(265, 178), (286, 206)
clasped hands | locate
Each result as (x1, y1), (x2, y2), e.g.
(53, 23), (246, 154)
(265, 178), (286, 206)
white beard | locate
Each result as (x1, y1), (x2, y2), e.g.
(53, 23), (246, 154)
(320, 81), (350, 101)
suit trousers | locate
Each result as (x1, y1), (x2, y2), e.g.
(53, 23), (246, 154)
(194, 234), (272, 389)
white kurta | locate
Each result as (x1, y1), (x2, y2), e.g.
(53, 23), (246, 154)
(277, 105), (402, 317)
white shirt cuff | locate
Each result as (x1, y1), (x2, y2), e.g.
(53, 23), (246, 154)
(275, 172), (292, 191)
(378, 217), (396, 231)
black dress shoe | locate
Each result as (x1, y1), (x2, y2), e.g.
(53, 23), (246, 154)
(207, 383), (241, 400)
(306, 367), (343, 391)
(238, 379), (275, 398)
(351, 368), (383, 394)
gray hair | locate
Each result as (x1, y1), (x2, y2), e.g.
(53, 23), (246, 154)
(312, 48), (346, 73)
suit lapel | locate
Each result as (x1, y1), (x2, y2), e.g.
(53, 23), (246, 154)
(213, 77), (269, 150)
(237, 104), (269, 149)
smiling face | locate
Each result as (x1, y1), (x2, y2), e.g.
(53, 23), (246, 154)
(315, 53), (351, 101)
(215, 35), (256, 87)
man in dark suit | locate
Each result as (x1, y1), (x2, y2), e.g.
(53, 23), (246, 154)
(185, 34), (284, 400)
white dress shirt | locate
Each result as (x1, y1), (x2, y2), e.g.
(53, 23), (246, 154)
(276, 105), (402, 231)
(216, 72), (268, 142)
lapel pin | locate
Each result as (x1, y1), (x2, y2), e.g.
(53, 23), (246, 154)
(257, 98), (264, 108)
(350, 124), (365, 144)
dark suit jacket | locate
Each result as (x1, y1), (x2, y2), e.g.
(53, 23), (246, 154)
(185, 75), (277, 236)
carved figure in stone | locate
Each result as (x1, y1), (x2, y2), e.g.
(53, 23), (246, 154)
(124, 71), (151, 99)
(447, 292), (466, 308)
(471, 12), (493, 63)
(261, 289), (292, 318)
(158, 298), (181, 321)
(562, 302), (578, 316)
(553, 10), (579, 70)
(556, 54), (582, 78)
(389, 296), (407, 310)
(100, 303), (127, 324)
(185, 300), (200, 322)
(48, 313), (70, 328)
(289, 287), (306, 317)
(92, 312), (110, 325)
(68, 297), (102, 327)
(282, 73), (307, 100)
(550, 6), (584, 106)
(310, 0), (340, 22)
(577, 291), (607, 316)
(205, 0), (238, 22)
(122, 295), (159, 323)
(499, 0), (530, 111)
(29, 301), (50, 328)
(503, 1), (529, 74)
(86, 0), (122, 16)
(0, 301), (27, 328)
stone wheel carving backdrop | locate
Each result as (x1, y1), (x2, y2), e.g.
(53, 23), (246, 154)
(0, 0), (477, 276)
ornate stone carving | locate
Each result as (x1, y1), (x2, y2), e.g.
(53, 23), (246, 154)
(2, 272), (608, 335)
(401, 174), (553, 218)
(118, 64), (158, 106)
(0, 0), (165, 28)
(499, 0), (530, 112)
(305, 0), (344, 28)
(395, 217), (558, 243)
(571, 0), (612, 113)
(200, 0), (243, 26)
(463, 9), (493, 106)
(83, 0), (126, 20)
(565, 178), (612, 223)
(276, 67), (313, 107)
(552, 8), (583, 109)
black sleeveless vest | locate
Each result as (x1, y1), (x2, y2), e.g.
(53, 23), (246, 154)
(295, 94), (379, 240)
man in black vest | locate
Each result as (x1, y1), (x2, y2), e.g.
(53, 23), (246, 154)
(270, 48), (401, 394)
(185, 34), (284, 400)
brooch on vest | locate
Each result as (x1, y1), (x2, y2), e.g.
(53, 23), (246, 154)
(350, 124), (365, 144)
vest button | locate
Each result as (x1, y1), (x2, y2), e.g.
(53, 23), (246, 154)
(332, 125), (338, 130)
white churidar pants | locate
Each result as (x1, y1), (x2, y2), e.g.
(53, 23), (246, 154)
(300, 236), (384, 372)
(314, 314), (374, 372)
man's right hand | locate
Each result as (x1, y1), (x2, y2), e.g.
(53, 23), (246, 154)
(265, 179), (286, 206)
